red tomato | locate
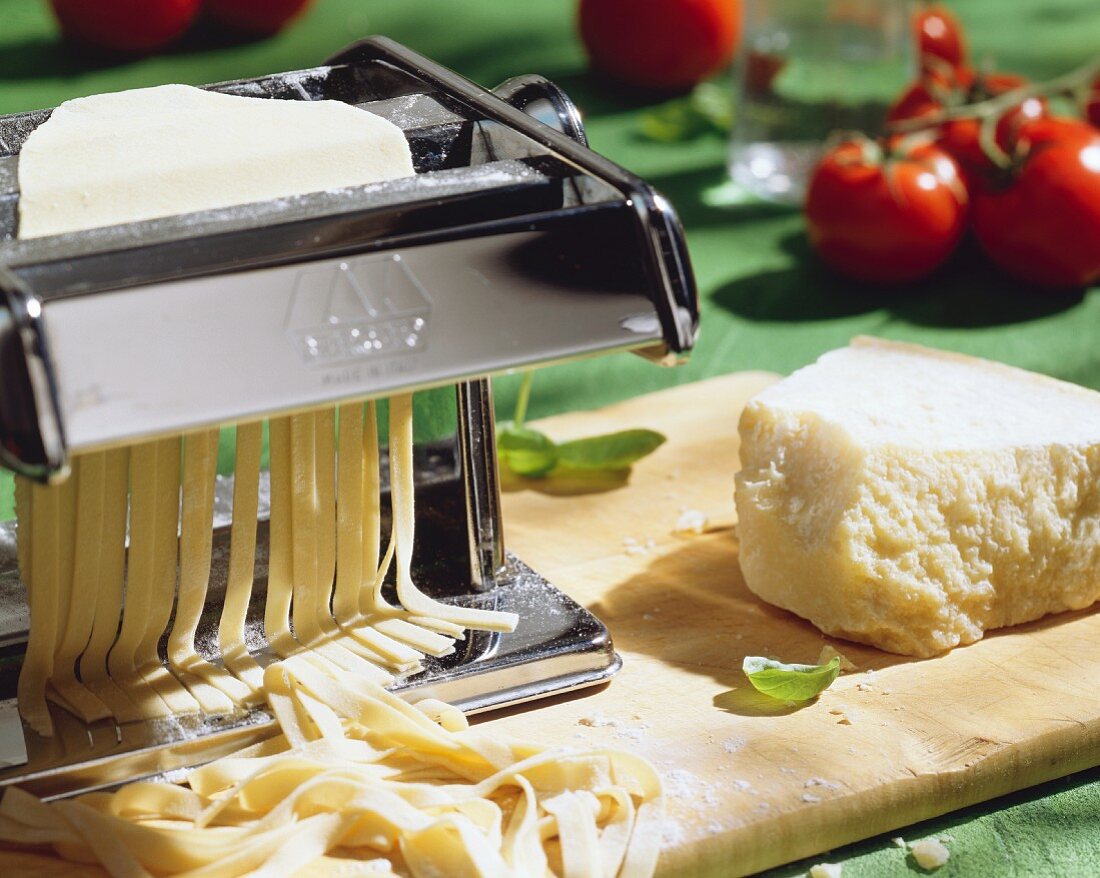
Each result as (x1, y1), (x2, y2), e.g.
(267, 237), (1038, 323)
(579, 0), (741, 91)
(1004, 116), (1099, 156)
(885, 77), (954, 126)
(1087, 74), (1100, 130)
(973, 118), (1100, 288)
(914, 3), (967, 73)
(50, 0), (201, 53)
(888, 69), (1031, 126)
(805, 139), (969, 284)
(206, 0), (315, 34)
(888, 68), (1045, 189)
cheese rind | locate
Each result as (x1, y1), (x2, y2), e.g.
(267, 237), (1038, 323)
(734, 338), (1100, 657)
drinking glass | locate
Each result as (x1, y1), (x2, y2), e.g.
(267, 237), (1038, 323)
(729, 0), (912, 205)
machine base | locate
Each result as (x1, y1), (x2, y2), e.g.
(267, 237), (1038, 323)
(0, 551), (619, 799)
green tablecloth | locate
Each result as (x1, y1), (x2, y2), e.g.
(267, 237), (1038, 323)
(2, 0), (1100, 873)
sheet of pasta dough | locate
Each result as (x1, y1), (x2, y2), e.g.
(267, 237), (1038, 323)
(17, 83), (415, 238)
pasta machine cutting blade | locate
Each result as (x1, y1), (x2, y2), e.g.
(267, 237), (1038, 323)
(0, 37), (698, 798)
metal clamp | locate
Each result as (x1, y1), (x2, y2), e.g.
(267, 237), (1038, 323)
(0, 270), (66, 481)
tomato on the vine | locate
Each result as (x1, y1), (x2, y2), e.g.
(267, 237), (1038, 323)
(887, 69), (1029, 126)
(888, 68), (1046, 188)
(973, 118), (1100, 288)
(1086, 74), (1100, 130)
(1004, 116), (1099, 156)
(805, 138), (969, 284)
(913, 3), (967, 73)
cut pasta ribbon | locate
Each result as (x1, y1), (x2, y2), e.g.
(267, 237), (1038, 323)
(0, 658), (664, 878)
(14, 394), (517, 735)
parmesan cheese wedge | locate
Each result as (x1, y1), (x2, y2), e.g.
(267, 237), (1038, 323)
(735, 337), (1100, 657)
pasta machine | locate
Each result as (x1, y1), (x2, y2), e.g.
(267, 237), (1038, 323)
(0, 37), (698, 797)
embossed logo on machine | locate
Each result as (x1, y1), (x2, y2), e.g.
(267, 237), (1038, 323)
(285, 254), (430, 367)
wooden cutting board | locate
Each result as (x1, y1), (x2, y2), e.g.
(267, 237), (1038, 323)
(4, 373), (1100, 876)
(492, 372), (1100, 876)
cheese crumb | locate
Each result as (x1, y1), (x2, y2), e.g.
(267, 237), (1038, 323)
(809, 864), (842, 878)
(891, 837), (907, 848)
(673, 508), (709, 535)
(910, 838), (950, 870)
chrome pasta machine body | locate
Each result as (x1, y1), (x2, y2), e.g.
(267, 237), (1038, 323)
(0, 38), (698, 797)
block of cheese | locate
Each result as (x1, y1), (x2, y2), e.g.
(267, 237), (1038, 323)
(18, 83), (415, 238)
(734, 337), (1100, 657)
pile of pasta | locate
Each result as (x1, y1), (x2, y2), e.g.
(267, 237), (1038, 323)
(0, 657), (663, 877)
(6, 393), (664, 876)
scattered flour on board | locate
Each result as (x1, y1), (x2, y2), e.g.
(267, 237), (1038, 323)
(576, 712), (650, 743)
(664, 768), (720, 807)
(657, 818), (686, 849)
(659, 767), (725, 846)
(622, 536), (658, 556)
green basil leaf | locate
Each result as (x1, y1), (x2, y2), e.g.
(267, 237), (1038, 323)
(556, 429), (666, 471)
(640, 99), (712, 142)
(742, 655), (841, 702)
(497, 423), (559, 478)
(639, 82), (733, 143)
(690, 81), (733, 132)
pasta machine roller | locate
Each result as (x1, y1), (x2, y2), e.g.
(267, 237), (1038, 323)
(0, 37), (698, 797)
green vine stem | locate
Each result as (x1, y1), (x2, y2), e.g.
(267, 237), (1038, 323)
(887, 56), (1100, 169)
(513, 370), (534, 429)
